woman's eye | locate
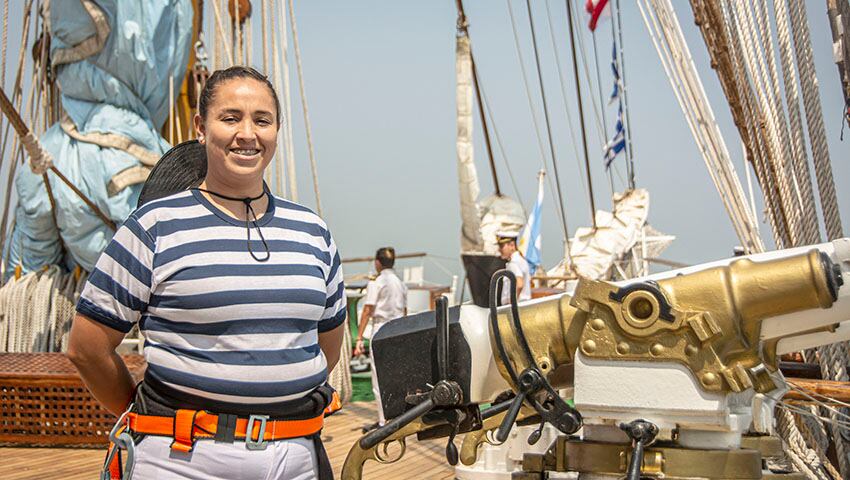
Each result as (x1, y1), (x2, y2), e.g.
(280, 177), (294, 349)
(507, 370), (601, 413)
(256, 118), (272, 126)
(222, 117), (238, 123)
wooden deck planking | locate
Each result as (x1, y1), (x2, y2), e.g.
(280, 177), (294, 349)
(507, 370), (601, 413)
(0, 401), (455, 479)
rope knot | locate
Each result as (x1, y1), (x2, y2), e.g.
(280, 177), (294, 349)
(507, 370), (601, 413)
(21, 132), (54, 175)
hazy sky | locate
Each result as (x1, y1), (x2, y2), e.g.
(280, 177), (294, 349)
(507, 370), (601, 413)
(4, 1), (849, 286)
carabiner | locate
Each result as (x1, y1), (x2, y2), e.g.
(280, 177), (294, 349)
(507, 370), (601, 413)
(101, 404), (136, 480)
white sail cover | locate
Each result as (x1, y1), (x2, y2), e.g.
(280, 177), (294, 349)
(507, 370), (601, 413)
(479, 194), (526, 256)
(456, 34), (483, 253)
(549, 188), (655, 280)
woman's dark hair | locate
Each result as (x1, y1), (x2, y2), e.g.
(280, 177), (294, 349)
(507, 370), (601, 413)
(198, 66), (281, 128)
(375, 247), (396, 269)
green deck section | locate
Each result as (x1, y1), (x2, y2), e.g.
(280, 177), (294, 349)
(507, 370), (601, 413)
(348, 294), (375, 402)
(351, 372), (374, 402)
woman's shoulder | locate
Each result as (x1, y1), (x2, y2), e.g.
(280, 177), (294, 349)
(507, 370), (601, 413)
(269, 194), (330, 230)
(130, 189), (200, 225)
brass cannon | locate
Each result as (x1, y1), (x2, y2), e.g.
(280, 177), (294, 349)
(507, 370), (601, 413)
(343, 240), (849, 480)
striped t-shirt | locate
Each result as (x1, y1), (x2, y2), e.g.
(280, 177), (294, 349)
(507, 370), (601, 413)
(77, 188), (346, 412)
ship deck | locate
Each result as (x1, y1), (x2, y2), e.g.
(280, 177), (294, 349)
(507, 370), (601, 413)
(0, 401), (455, 480)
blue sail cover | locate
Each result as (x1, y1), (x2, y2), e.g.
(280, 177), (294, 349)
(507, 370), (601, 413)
(6, 0), (192, 276)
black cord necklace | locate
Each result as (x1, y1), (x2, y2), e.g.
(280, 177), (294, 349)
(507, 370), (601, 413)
(194, 187), (271, 262)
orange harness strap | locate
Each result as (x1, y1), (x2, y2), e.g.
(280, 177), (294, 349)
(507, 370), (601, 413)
(104, 390), (342, 479)
(127, 411), (326, 451)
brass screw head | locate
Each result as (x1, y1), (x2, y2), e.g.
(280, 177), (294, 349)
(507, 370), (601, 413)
(616, 342), (630, 355)
(685, 345), (698, 356)
(650, 343), (665, 356)
(590, 318), (606, 331)
(702, 372), (719, 386)
(582, 340), (597, 355)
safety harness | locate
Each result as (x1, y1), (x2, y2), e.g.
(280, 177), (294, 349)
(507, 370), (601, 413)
(102, 390), (342, 480)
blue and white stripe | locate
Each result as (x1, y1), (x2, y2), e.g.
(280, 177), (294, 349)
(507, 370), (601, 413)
(77, 189), (346, 410)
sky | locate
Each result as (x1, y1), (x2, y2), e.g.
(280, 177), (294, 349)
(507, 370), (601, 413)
(3, 1), (849, 286)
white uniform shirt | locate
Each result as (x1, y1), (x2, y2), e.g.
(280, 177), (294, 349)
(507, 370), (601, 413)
(503, 251), (532, 304)
(364, 268), (408, 328)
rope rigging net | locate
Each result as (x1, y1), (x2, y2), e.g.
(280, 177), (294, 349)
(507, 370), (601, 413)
(685, 0), (847, 476)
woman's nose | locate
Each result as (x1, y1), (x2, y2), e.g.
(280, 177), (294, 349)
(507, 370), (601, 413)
(235, 119), (256, 141)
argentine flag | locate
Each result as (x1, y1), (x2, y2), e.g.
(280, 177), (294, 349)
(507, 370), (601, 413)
(518, 171), (545, 273)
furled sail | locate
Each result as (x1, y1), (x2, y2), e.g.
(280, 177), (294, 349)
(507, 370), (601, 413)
(548, 188), (669, 280)
(456, 33), (483, 254)
(6, 0), (193, 275)
(456, 33), (524, 256)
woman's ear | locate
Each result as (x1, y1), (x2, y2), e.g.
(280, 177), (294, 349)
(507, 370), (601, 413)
(193, 114), (205, 144)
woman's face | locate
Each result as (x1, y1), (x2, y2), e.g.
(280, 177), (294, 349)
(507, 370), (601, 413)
(195, 78), (278, 188)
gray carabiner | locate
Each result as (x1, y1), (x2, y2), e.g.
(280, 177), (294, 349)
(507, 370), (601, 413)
(101, 404), (136, 480)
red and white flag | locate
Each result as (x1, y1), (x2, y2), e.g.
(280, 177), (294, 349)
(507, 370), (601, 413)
(585, 0), (611, 31)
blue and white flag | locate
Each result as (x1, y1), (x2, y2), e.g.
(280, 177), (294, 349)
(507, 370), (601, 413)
(609, 43), (623, 105)
(604, 41), (626, 167)
(604, 105), (626, 168)
(518, 171), (545, 273)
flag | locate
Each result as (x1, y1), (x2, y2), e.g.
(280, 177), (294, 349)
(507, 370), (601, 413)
(604, 104), (626, 167)
(609, 42), (623, 105)
(585, 0), (611, 31)
(518, 171), (545, 272)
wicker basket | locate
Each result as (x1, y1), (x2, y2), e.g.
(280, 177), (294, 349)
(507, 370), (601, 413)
(0, 353), (145, 447)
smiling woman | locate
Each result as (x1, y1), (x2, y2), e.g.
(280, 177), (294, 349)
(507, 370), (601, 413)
(66, 66), (346, 480)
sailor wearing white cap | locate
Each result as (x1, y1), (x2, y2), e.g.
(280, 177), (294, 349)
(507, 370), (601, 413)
(497, 230), (532, 304)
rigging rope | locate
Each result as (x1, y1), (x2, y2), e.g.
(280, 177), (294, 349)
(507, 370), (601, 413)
(268, 0), (286, 197)
(211, 0), (234, 66)
(477, 81), (525, 210)
(541, 0), (590, 201)
(288, 0), (322, 216)
(563, 0), (598, 229)
(731, 0), (801, 246)
(638, 0), (764, 253)
(613, 0), (635, 188)
(772, 0), (820, 246)
(524, 0), (573, 259)
(278, 0), (298, 201)
(589, 29), (616, 198)
(1, 0), (8, 86)
(786, 0), (843, 242)
(506, 0), (572, 237)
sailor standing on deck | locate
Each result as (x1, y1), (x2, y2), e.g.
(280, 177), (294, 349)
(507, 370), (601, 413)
(498, 231), (532, 304)
(67, 66), (345, 480)
(354, 247), (407, 427)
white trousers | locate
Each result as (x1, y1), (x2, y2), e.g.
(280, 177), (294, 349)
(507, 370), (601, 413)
(370, 321), (386, 425)
(131, 435), (318, 480)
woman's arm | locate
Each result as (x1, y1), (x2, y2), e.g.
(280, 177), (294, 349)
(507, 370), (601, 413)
(66, 314), (136, 416)
(319, 322), (345, 373)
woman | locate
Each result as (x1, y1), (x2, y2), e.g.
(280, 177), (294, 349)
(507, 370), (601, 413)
(67, 66), (346, 479)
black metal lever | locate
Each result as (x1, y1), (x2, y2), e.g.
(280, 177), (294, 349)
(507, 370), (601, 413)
(360, 296), (463, 454)
(496, 391), (527, 443)
(619, 419), (659, 480)
(435, 295), (449, 380)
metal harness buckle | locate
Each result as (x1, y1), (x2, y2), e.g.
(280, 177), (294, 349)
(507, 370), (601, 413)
(101, 403), (136, 480)
(245, 414), (269, 451)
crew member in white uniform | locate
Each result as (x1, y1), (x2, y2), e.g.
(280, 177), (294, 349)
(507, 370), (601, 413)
(497, 231), (532, 304)
(354, 247), (407, 427)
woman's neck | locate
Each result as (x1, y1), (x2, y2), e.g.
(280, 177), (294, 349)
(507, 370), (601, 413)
(198, 177), (268, 221)
(200, 175), (264, 199)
